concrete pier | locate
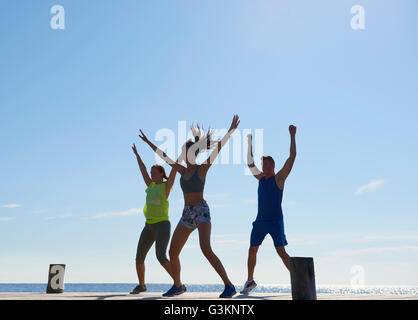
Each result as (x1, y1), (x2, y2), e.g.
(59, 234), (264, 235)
(0, 292), (416, 300)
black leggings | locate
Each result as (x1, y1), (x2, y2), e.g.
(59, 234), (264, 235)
(135, 220), (170, 265)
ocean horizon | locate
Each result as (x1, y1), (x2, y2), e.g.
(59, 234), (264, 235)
(1, 283), (417, 296)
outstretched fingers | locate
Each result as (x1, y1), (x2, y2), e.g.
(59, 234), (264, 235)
(132, 143), (138, 154)
(230, 114), (240, 130)
(138, 129), (149, 142)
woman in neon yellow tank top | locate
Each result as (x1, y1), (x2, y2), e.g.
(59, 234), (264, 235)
(130, 143), (182, 294)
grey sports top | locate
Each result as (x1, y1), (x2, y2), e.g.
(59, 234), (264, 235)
(180, 165), (205, 194)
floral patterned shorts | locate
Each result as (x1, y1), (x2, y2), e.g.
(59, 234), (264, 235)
(179, 200), (211, 229)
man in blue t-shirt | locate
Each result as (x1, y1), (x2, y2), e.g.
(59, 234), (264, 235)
(240, 125), (297, 295)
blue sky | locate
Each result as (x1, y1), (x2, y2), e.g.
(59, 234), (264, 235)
(1, 0), (417, 286)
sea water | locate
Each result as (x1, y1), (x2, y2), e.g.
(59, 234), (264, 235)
(0, 283), (417, 295)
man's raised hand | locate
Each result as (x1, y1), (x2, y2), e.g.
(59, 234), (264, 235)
(289, 125), (297, 135)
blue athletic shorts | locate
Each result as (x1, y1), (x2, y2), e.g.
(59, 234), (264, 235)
(250, 220), (288, 247)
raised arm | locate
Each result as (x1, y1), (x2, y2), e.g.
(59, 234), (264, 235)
(276, 125), (297, 182)
(132, 143), (152, 186)
(138, 129), (186, 175)
(247, 134), (263, 180)
(164, 153), (183, 198)
(203, 115), (240, 167)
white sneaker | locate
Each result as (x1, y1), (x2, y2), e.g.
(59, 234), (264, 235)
(240, 280), (257, 294)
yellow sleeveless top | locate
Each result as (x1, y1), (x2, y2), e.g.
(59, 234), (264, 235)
(143, 182), (171, 224)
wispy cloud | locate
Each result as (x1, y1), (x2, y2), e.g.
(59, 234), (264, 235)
(89, 208), (141, 219)
(288, 234), (342, 246)
(362, 234), (418, 241)
(0, 217), (15, 222)
(1, 204), (22, 208)
(326, 245), (418, 257)
(205, 193), (230, 200)
(204, 193), (230, 209)
(45, 214), (73, 220)
(32, 209), (48, 214)
(184, 244), (199, 249)
(214, 239), (248, 246)
(284, 201), (297, 207)
(288, 232), (418, 246)
(243, 197), (257, 205)
(211, 203), (227, 209)
(355, 179), (385, 195)
(211, 233), (249, 246)
(173, 194), (231, 208)
(212, 233), (248, 239)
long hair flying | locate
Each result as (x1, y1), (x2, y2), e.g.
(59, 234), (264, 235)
(186, 123), (219, 155)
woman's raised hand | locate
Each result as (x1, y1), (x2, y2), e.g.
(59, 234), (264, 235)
(229, 114), (240, 132)
(132, 143), (139, 156)
(138, 129), (150, 143)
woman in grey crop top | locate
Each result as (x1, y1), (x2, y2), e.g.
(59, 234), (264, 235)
(138, 115), (240, 298)
(179, 163), (205, 194)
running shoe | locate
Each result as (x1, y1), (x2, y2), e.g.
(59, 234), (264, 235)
(240, 280), (257, 294)
(220, 285), (237, 298)
(129, 284), (147, 294)
(162, 284), (186, 297)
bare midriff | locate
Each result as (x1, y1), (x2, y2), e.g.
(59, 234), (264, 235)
(183, 192), (205, 206)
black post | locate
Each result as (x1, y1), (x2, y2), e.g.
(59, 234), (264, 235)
(289, 257), (317, 300)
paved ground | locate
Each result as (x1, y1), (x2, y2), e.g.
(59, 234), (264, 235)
(0, 292), (417, 300)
